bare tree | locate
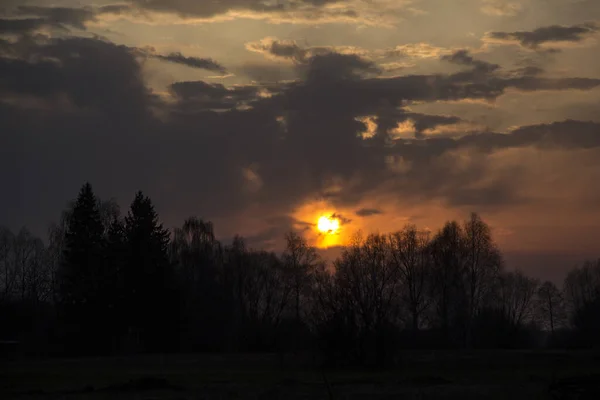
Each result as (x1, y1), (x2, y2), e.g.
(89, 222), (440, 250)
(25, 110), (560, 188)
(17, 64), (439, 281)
(0, 228), (49, 305)
(14, 229), (37, 302)
(171, 217), (221, 286)
(18, 229), (49, 304)
(0, 227), (16, 304)
(497, 271), (539, 329)
(429, 221), (467, 337)
(462, 213), (503, 346)
(535, 281), (566, 335)
(562, 260), (600, 343)
(388, 225), (431, 331)
(333, 233), (403, 363)
(240, 250), (290, 332)
(98, 198), (121, 236)
(310, 262), (340, 330)
(224, 235), (251, 335)
(282, 231), (319, 322)
(46, 203), (74, 304)
(221, 237), (293, 350)
(563, 260), (600, 318)
(171, 217), (224, 350)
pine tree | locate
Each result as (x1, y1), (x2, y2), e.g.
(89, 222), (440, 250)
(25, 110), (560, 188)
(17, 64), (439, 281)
(123, 191), (177, 352)
(58, 182), (105, 355)
(103, 217), (127, 352)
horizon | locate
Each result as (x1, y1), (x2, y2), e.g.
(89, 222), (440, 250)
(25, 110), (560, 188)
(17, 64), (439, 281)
(6, 188), (592, 285)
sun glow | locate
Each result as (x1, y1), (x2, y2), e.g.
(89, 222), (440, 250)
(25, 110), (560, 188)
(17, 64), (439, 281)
(317, 215), (340, 235)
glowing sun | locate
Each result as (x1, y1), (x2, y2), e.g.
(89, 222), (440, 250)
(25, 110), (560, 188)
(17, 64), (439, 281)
(317, 215), (340, 235)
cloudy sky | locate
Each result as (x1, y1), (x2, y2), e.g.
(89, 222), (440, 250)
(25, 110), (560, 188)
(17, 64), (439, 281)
(2, 0), (600, 280)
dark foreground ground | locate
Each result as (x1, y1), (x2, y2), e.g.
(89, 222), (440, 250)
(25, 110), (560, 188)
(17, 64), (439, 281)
(2, 350), (600, 399)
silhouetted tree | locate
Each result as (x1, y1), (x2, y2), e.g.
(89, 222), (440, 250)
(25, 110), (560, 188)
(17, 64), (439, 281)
(462, 213), (503, 347)
(19, 229), (49, 305)
(99, 198), (121, 236)
(104, 217), (127, 352)
(0, 227), (17, 305)
(282, 232), (319, 323)
(333, 233), (402, 365)
(388, 225), (431, 333)
(171, 217), (225, 351)
(7, 198), (600, 357)
(0, 228), (47, 304)
(239, 250), (290, 350)
(497, 271), (539, 331)
(224, 235), (250, 346)
(536, 281), (566, 336)
(48, 197), (120, 306)
(58, 183), (106, 355)
(311, 262), (357, 365)
(563, 260), (600, 316)
(0, 226), (55, 355)
(563, 260), (600, 347)
(46, 204), (73, 305)
(123, 191), (178, 353)
(429, 221), (467, 345)
(280, 232), (323, 354)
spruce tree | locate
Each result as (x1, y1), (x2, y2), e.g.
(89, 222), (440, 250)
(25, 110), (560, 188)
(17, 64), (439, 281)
(103, 217), (127, 352)
(124, 191), (177, 352)
(59, 182), (105, 355)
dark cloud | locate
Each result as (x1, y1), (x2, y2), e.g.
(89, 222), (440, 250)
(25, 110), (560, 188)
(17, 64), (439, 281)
(272, 58), (600, 119)
(0, 36), (153, 117)
(15, 6), (96, 30)
(372, 107), (467, 140)
(0, 17), (61, 34)
(442, 50), (500, 74)
(248, 38), (309, 63)
(245, 39), (377, 83)
(0, 35), (244, 236)
(502, 76), (600, 92)
(128, 0), (340, 18)
(0, 5), (131, 34)
(269, 41), (309, 62)
(461, 120), (600, 151)
(385, 120), (600, 156)
(510, 65), (544, 78)
(169, 81), (261, 111)
(98, 5), (132, 15)
(355, 208), (383, 217)
(304, 52), (381, 81)
(331, 213), (352, 225)
(410, 114), (463, 134)
(2, 33), (600, 243)
(238, 63), (298, 83)
(155, 52), (227, 73)
(488, 22), (599, 49)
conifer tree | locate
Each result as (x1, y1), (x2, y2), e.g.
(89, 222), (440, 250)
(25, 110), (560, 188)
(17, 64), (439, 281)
(58, 182), (105, 355)
(124, 191), (177, 352)
(103, 217), (127, 351)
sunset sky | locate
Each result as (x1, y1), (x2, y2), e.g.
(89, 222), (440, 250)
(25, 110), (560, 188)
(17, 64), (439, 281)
(2, 0), (600, 281)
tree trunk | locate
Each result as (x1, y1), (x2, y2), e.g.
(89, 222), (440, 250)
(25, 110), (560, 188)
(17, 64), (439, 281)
(411, 305), (419, 332)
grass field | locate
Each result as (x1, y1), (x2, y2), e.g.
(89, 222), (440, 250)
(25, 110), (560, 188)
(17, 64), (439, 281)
(2, 350), (600, 399)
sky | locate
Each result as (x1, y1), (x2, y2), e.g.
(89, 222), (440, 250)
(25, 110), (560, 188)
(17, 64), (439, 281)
(2, 0), (600, 282)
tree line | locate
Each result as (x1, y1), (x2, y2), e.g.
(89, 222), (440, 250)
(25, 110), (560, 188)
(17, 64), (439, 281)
(1, 183), (600, 365)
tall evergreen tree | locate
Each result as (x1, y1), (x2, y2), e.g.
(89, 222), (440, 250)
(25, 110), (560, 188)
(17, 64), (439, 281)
(103, 217), (127, 352)
(124, 191), (177, 353)
(58, 182), (105, 355)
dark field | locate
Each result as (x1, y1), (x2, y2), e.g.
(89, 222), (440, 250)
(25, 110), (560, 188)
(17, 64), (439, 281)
(2, 351), (600, 399)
